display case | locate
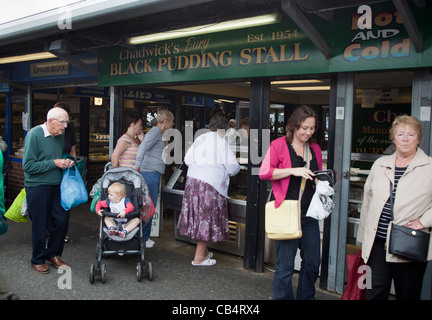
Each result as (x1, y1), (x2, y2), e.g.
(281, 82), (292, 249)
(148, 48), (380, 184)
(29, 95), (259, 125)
(89, 104), (109, 161)
(347, 153), (382, 244)
(11, 101), (25, 157)
(89, 133), (109, 161)
(162, 162), (248, 256)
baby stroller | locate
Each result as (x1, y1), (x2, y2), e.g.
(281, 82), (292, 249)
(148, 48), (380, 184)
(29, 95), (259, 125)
(89, 166), (153, 283)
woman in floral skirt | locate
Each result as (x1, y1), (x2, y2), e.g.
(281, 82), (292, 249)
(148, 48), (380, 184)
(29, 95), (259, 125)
(177, 115), (240, 266)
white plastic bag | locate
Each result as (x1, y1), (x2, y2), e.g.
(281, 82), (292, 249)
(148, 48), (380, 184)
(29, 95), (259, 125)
(306, 180), (335, 220)
(21, 195), (28, 217)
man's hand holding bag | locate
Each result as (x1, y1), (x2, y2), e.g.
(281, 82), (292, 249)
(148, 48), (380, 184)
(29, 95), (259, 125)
(61, 164), (88, 211)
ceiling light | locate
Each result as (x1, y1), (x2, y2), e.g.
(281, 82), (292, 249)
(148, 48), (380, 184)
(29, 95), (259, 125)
(129, 14), (279, 44)
(279, 86), (331, 91)
(94, 97), (103, 106)
(0, 52), (56, 64)
(272, 80), (324, 85)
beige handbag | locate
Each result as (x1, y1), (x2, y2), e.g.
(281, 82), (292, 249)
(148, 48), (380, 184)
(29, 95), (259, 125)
(265, 143), (309, 240)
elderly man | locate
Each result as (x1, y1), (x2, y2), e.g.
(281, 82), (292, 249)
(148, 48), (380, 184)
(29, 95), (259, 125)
(23, 107), (74, 274)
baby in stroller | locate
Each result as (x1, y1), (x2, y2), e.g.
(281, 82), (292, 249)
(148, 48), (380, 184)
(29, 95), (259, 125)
(90, 167), (154, 283)
(95, 182), (140, 239)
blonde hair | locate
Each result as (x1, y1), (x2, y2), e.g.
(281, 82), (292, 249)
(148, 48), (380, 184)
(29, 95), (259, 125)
(156, 109), (174, 124)
(389, 114), (422, 144)
(108, 182), (126, 198)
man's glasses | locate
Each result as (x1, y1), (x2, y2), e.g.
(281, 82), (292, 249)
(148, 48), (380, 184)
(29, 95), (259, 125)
(52, 118), (70, 125)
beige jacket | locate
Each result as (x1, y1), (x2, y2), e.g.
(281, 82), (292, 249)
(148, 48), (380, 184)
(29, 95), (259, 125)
(357, 148), (432, 263)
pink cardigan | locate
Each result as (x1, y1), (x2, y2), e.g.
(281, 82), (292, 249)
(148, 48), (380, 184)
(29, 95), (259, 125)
(259, 137), (322, 208)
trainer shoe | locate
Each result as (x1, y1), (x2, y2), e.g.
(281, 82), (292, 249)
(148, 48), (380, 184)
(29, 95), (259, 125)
(145, 239), (155, 248)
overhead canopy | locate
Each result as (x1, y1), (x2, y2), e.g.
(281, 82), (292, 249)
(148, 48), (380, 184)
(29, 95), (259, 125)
(0, 0), (214, 46)
(281, 0), (426, 58)
(0, 0), (430, 85)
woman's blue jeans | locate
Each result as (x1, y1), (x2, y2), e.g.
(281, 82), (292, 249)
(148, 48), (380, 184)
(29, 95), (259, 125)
(140, 171), (161, 241)
(273, 216), (321, 300)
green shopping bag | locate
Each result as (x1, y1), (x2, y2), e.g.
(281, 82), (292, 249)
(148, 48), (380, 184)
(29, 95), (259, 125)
(5, 188), (28, 223)
(90, 188), (100, 213)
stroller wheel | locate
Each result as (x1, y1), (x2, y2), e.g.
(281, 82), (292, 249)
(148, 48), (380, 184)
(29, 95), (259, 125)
(101, 264), (107, 284)
(89, 264), (95, 284)
(136, 262), (142, 282)
(147, 261), (153, 281)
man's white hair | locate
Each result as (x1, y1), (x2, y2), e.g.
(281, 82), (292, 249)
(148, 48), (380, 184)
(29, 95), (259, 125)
(47, 107), (68, 121)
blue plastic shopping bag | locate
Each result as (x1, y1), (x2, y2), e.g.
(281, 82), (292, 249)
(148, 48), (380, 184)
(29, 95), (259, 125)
(61, 164), (88, 211)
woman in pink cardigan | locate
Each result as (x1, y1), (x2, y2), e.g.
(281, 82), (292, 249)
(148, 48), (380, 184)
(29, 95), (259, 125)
(260, 105), (322, 300)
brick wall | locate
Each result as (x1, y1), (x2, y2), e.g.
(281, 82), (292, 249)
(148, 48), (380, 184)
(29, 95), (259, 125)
(5, 158), (107, 203)
(6, 159), (25, 202)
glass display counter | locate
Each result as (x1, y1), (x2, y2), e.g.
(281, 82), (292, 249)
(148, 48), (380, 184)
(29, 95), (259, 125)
(89, 133), (109, 161)
(162, 162), (247, 256)
(347, 152), (382, 244)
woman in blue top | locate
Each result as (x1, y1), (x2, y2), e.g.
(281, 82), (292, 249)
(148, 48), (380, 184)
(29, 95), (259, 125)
(133, 109), (174, 248)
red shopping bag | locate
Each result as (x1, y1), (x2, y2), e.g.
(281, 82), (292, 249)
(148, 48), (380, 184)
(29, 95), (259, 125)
(141, 195), (155, 220)
(341, 250), (366, 300)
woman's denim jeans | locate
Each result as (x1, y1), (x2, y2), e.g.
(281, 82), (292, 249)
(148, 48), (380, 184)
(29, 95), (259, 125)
(140, 171), (161, 241)
(273, 216), (321, 300)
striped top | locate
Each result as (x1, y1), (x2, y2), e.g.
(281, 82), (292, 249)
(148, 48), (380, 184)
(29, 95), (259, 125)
(118, 134), (140, 168)
(376, 166), (408, 239)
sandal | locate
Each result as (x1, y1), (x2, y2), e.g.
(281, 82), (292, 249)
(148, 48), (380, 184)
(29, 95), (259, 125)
(108, 226), (118, 236)
(206, 252), (213, 259)
(191, 258), (217, 266)
(118, 229), (127, 239)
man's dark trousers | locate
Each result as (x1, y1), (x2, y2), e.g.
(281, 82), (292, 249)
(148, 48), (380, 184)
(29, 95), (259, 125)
(26, 185), (69, 265)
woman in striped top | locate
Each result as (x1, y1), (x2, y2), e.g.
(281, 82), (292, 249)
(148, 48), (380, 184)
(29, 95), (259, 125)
(357, 115), (432, 300)
(111, 113), (144, 168)
(375, 166), (406, 239)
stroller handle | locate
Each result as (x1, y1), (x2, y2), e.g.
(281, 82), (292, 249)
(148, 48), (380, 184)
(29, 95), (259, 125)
(101, 209), (142, 219)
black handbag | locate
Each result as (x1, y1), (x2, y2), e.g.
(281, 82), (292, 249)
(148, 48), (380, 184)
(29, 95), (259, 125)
(388, 182), (430, 263)
(313, 169), (336, 186)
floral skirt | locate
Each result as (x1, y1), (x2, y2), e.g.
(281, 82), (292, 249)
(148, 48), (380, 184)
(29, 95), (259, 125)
(177, 177), (229, 242)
